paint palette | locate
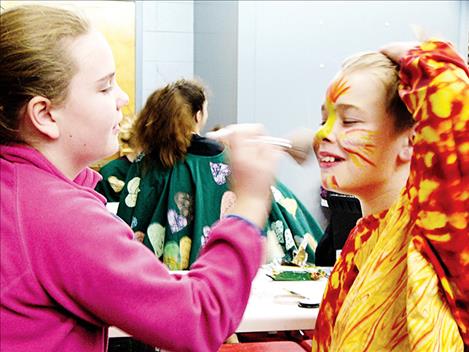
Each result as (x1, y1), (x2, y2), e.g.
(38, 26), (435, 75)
(266, 265), (329, 281)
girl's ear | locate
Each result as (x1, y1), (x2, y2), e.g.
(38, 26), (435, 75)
(25, 96), (60, 139)
(195, 110), (202, 124)
(398, 127), (415, 163)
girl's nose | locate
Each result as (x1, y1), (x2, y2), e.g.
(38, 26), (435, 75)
(116, 84), (129, 109)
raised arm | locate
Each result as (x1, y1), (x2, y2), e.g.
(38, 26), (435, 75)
(383, 40), (469, 344)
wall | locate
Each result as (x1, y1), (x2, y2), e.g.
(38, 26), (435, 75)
(136, 0), (239, 131)
(137, 0), (194, 109)
(194, 1), (239, 132)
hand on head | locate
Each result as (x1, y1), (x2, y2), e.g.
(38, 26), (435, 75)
(379, 41), (420, 64)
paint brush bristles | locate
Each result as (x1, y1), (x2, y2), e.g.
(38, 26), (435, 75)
(258, 136), (293, 149)
(257, 136), (310, 153)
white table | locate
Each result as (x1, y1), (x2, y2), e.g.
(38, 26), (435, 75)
(235, 268), (326, 332)
(109, 268), (327, 338)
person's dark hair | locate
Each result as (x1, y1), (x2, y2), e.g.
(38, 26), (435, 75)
(0, 5), (90, 145)
(132, 79), (206, 169)
(341, 52), (415, 132)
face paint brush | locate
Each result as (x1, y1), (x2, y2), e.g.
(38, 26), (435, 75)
(257, 136), (309, 153)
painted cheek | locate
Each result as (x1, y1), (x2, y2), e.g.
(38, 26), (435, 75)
(322, 174), (339, 189)
(338, 129), (377, 167)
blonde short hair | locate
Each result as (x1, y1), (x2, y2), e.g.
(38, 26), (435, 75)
(340, 52), (414, 132)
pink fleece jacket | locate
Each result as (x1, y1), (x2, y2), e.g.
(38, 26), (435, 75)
(0, 145), (263, 352)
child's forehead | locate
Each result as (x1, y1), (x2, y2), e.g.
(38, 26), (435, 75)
(322, 72), (388, 117)
(329, 71), (385, 99)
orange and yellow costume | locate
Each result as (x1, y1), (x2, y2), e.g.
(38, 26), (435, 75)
(313, 41), (468, 351)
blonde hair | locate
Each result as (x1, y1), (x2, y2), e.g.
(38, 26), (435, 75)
(0, 5), (90, 144)
(133, 79), (207, 169)
(340, 52), (414, 132)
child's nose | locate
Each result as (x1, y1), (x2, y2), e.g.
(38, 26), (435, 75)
(316, 121), (338, 145)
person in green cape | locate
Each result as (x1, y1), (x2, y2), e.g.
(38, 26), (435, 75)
(98, 79), (323, 269)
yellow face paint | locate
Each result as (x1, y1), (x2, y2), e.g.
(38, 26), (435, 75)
(314, 78), (350, 148)
(323, 175), (339, 189)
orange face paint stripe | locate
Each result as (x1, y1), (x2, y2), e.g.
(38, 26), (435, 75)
(342, 147), (377, 167)
(327, 78), (351, 103)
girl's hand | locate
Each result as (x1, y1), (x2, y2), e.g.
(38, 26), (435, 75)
(219, 124), (282, 228)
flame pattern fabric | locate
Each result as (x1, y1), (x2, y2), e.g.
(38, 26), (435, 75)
(313, 40), (468, 351)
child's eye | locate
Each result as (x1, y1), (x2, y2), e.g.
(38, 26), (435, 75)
(342, 119), (360, 125)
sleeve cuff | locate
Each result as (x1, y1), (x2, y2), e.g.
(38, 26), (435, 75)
(224, 214), (266, 237)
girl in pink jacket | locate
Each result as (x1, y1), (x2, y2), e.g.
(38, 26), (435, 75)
(0, 5), (280, 352)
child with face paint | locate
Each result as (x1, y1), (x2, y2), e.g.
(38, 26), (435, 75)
(315, 52), (415, 215)
(312, 41), (468, 351)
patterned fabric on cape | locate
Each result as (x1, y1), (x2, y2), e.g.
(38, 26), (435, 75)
(268, 182), (323, 264)
(108, 138), (323, 270)
(116, 150), (229, 269)
(95, 156), (132, 202)
(312, 40), (468, 351)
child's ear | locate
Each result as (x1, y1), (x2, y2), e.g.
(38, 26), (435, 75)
(25, 96), (60, 139)
(195, 110), (202, 124)
(398, 128), (415, 163)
